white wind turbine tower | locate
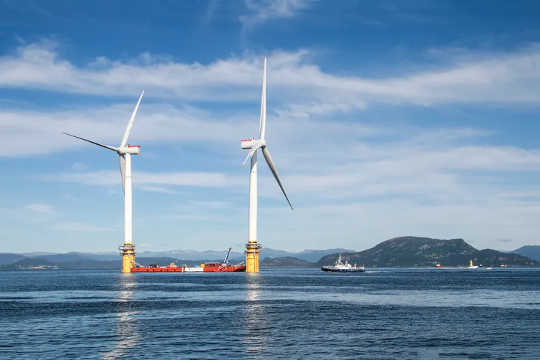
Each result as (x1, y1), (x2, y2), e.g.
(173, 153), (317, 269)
(64, 91), (144, 273)
(241, 57), (293, 273)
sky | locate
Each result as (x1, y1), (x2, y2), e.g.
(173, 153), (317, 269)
(2, 0), (540, 253)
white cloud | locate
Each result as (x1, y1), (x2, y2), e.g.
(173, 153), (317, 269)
(43, 170), (244, 189)
(137, 171), (244, 187)
(5, 42), (540, 251)
(282, 142), (540, 201)
(53, 221), (114, 232)
(71, 162), (88, 171)
(259, 199), (540, 251)
(138, 185), (178, 194)
(22, 203), (113, 233)
(9, 92), (540, 217)
(25, 203), (55, 215)
(37, 140), (540, 203)
(0, 103), (250, 156)
(3, 42), (540, 110)
(0, 100), (380, 157)
(240, 0), (310, 27)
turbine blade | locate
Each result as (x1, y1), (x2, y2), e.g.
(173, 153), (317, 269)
(63, 132), (118, 152)
(258, 57), (267, 140)
(262, 147), (293, 210)
(120, 90), (144, 148)
(242, 148), (257, 166)
(119, 154), (126, 194)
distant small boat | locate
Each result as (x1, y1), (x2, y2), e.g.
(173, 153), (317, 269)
(467, 259), (479, 269)
(321, 255), (365, 272)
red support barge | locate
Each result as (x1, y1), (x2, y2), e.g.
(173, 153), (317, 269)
(131, 263), (245, 273)
(131, 248), (245, 273)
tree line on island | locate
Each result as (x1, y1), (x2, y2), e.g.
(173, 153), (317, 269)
(1, 236), (539, 270)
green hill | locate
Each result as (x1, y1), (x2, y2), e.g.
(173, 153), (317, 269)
(318, 236), (539, 267)
(261, 256), (316, 267)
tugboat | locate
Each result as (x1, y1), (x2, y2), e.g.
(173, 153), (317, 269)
(321, 254), (365, 273)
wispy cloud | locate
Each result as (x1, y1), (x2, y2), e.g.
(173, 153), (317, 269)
(53, 221), (114, 232)
(138, 185), (178, 194)
(25, 203), (55, 215)
(4, 42), (540, 110)
(22, 203), (113, 233)
(5, 41), (540, 251)
(240, 0), (311, 27)
(71, 162), (88, 171)
(0, 101), (377, 157)
(38, 140), (540, 203)
(42, 170), (244, 189)
(280, 144), (540, 203)
(0, 103), (248, 156)
(201, 0), (221, 25)
(259, 198), (540, 251)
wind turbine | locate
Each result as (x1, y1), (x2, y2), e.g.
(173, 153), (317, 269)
(241, 57), (293, 273)
(64, 91), (144, 273)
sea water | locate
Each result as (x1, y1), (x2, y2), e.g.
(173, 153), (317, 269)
(1, 268), (539, 359)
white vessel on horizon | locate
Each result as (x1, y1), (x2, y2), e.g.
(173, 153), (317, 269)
(321, 255), (365, 273)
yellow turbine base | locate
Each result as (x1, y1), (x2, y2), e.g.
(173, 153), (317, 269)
(120, 244), (135, 273)
(245, 242), (261, 273)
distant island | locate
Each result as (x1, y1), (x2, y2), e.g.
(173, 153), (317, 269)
(1, 237), (538, 270)
(317, 236), (539, 267)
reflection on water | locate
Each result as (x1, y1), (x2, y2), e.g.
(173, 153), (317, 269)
(243, 274), (269, 358)
(102, 275), (140, 360)
(3, 269), (540, 359)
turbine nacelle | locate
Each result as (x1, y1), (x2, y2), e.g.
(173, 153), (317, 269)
(241, 138), (266, 150)
(118, 145), (141, 155)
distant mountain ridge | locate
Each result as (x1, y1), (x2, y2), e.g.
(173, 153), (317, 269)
(0, 248), (353, 270)
(0, 256), (227, 270)
(261, 257), (317, 267)
(2, 239), (538, 270)
(318, 236), (539, 267)
(135, 248), (353, 262)
(0, 253), (26, 265)
(513, 245), (540, 262)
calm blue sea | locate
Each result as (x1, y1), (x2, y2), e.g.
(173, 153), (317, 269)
(1, 268), (539, 359)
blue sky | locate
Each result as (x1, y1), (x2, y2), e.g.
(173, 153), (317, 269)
(2, 0), (540, 253)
